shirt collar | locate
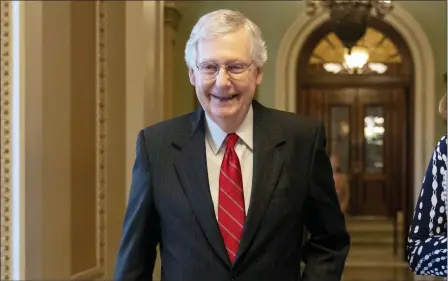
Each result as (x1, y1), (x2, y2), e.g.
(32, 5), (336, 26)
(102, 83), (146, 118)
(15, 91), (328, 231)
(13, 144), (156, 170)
(205, 105), (254, 155)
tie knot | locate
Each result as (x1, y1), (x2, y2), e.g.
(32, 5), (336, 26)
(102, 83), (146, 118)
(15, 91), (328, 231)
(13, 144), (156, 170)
(225, 133), (239, 150)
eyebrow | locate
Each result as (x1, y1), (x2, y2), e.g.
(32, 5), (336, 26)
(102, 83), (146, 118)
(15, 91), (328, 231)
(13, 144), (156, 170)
(199, 60), (245, 65)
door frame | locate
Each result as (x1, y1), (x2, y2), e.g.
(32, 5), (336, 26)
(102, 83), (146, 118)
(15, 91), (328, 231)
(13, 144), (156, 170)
(295, 19), (414, 219)
(291, 14), (416, 260)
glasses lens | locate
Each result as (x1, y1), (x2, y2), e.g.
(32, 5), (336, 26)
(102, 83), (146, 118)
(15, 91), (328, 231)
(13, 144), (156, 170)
(226, 63), (248, 74)
(199, 63), (218, 76)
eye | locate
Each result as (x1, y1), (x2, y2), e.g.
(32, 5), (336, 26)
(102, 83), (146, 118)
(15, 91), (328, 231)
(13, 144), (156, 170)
(200, 63), (218, 73)
(227, 63), (247, 73)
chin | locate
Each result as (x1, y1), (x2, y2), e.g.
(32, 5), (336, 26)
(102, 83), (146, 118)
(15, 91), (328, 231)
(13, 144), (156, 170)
(210, 107), (238, 119)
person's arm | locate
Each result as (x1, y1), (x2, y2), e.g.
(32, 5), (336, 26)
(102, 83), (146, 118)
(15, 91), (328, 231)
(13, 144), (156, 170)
(114, 130), (160, 281)
(301, 123), (350, 281)
(407, 136), (447, 277)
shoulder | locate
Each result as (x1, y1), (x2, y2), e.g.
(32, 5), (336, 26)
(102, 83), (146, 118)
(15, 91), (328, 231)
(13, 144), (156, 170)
(431, 135), (447, 168)
(434, 135), (447, 156)
(139, 111), (195, 146)
(143, 112), (194, 134)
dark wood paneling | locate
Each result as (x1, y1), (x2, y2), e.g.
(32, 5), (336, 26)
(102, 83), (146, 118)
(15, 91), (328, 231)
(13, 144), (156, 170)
(361, 181), (388, 216)
(300, 87), (408, 218)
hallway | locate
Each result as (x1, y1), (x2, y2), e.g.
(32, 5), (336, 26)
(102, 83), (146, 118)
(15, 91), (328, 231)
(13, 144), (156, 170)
(1, 1), (445, 280)
(342, 217), (444, 281)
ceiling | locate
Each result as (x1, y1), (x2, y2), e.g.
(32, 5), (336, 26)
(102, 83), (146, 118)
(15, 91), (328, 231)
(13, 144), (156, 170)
(309, 27), (402, 64)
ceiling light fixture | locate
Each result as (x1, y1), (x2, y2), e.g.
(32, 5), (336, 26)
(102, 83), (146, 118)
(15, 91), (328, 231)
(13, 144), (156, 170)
(322, 46), (388, 74)
(305, 0), (394, 52)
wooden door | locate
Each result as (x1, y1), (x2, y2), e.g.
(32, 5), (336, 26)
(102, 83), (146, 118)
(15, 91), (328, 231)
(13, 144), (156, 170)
(302, 87), (407, 218)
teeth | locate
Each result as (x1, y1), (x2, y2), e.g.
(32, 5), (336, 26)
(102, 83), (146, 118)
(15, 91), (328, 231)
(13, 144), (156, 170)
(213, 94), (236, 100)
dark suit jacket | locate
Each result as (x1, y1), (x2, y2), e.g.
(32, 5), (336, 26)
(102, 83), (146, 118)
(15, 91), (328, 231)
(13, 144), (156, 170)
(114, 100), (350, 281)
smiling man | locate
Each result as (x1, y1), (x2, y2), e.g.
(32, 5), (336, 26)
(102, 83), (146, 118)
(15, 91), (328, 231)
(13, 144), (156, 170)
(114, 9), (350, 281)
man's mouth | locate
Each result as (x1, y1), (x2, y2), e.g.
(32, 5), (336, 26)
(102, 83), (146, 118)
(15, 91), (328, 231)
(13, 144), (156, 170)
(211, 94), (238, 101)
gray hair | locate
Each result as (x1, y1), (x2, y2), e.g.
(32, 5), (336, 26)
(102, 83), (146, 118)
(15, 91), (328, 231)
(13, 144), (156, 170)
(184, 9), (268, 69)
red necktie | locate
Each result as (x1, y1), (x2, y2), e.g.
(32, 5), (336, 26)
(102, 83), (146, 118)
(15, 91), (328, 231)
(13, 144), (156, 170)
(218, 133), (245, 263)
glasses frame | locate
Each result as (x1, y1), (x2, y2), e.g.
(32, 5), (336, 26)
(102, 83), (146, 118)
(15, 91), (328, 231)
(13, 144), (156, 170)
(195, 61), (254, 80)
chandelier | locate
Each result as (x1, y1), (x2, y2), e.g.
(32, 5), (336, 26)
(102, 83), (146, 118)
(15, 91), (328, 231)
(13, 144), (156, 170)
(322, 46), (388, 74)
(305, 0), (393, 51)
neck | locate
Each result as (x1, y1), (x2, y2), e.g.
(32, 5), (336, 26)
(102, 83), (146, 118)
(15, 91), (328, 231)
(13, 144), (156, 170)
(213, 116), (244, 134)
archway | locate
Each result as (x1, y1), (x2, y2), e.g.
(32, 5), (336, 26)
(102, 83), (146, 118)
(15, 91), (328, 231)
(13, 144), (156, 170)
(297, 17), (413, 220)
(275, 3), (435, 215)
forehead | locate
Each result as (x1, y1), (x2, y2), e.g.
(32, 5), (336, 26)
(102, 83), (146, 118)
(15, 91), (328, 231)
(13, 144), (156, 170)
(196, 28), (252, 63)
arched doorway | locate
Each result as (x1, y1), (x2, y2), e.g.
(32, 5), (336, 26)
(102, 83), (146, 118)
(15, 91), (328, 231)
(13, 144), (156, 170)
(297, 18), (413, 221)
(298, 18), (417, 271)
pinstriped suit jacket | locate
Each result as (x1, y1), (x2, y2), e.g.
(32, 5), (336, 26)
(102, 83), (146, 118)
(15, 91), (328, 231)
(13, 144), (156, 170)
(114, 100), (350, 281)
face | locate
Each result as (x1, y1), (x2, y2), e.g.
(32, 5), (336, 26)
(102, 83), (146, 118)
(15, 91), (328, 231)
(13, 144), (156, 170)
(189, 28), (263, 130)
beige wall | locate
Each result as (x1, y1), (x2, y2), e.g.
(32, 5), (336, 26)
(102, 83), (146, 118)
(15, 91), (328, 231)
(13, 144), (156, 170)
(0, 1), (168, 280)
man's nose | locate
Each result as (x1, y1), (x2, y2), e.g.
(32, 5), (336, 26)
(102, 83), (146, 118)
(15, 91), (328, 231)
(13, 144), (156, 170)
(215, 67), (231, 87)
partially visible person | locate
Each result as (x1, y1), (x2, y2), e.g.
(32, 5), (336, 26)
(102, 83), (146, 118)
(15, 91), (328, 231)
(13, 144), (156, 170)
(330, 154), (350, 215)
(407, 92), (447, 278)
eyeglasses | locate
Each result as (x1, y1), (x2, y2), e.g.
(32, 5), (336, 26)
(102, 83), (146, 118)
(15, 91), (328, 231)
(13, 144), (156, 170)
(196, 61), (253, 80)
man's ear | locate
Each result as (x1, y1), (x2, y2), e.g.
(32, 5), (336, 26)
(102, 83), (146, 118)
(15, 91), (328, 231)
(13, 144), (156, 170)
(256, 67), (263, 85)
(188, 68), (196, 86)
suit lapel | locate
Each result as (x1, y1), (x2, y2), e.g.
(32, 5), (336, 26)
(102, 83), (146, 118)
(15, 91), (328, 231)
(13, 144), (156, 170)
(172, 108), (231, 268)
(234, 101), (286, 266)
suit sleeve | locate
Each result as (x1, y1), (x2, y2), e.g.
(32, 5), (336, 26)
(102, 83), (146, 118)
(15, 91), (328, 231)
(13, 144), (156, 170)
(114, 130), (160, 281)
(407, 136), (447, 277)
(301, 122), (350, 281)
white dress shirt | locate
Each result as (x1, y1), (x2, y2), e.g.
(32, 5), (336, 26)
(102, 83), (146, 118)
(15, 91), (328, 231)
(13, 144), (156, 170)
(204, 106), (254, 219)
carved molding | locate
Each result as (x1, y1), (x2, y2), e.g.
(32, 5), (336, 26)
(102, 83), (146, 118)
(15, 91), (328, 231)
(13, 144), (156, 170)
(96, 0), (107, 277)
(0, 1), (12, 280)
(164, 5), (182, 31)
